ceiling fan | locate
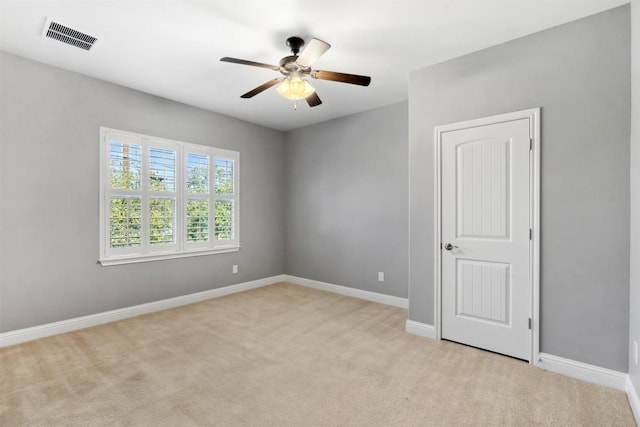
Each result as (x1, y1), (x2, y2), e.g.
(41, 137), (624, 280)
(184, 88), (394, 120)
(220, 36), (371, 108)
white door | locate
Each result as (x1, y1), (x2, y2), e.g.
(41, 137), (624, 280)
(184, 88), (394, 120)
(440, 117), (531, 360)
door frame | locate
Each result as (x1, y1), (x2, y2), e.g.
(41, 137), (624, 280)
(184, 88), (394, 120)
(433, 108), (541, 364)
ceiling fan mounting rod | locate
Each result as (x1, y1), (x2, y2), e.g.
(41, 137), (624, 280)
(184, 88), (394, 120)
(286, 36), (305, 55)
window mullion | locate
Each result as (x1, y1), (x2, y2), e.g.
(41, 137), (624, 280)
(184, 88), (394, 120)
(177, 145), (184, 252)
(212, 150), (218, 248)
(101, 136), (109, 259)
(210, 149), (216, 249)
(108, 188), (142, 197)
(234, 153), (239, 246)
(141, 138), (150, 255)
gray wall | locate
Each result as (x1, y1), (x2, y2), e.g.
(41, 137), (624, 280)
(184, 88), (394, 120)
(284, 102), (408, 298)
(0, 52), (286, 332)
(408, 6), (631, 371)
(629, 0), (640, 395)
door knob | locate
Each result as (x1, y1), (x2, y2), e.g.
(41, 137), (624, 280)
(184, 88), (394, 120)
(444, 243), (458, 251)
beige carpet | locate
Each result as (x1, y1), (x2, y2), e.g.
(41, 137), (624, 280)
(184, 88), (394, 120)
(0, 282), (635, 426)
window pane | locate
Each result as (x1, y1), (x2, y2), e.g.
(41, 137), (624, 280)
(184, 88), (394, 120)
(109, 141), (141, 190)
(149, 198), (175, 245)
(186, 153), (209, 194)
(215, 158), (234, 194)
(149, 147), (176, 192)
(187, 200), (209, 242)
(215, 200), (233, 240)
(109, 197), (141, 248)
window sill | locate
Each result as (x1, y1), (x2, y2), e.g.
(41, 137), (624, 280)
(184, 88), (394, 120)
(98, 246), (240, 266)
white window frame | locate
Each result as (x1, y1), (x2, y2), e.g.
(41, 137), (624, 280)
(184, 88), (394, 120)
(99, 127), (240, 266)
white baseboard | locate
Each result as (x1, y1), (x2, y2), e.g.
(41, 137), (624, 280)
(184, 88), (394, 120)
(538, 352), (627, 391)
(0, 275), (286, 348)
(405, 319), (436, 339)
(627, 376), (640, 425)
(283, 275), (408, 309)
(1, 274), (404, 348)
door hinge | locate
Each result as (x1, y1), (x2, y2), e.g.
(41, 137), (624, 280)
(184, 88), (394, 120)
(529, 228), (533, 240)
(528, 318), (532, 330)
(529, 138), (533, 150)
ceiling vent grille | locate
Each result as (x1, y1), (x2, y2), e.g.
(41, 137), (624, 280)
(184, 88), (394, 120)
(42, 18), (99, 51)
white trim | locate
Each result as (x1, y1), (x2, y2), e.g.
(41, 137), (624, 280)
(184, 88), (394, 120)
(433, 110), (442, 340)
(530, 109), (541, 366)
(405, 320), (436, 339)
(0, 275), (285, 348)
(283, 275), (408, 309)
(433, 108), (541, 364)
(537, 353), (627, 391)
(99, 246), (240, 266)
(627, 376), (640, 425)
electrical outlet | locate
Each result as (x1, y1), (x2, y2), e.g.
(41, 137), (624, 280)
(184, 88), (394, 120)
(232, 265), (238, 274)
(378, 272), (384, 282)
(634, 340), (638, 365)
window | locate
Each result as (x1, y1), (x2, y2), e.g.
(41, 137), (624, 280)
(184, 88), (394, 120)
(99, 128), (239, 265)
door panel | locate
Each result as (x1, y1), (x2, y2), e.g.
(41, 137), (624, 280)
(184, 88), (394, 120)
(458, 139), (510, 239)
(456, 259), (509, 324)
(441, 118), (530, 360)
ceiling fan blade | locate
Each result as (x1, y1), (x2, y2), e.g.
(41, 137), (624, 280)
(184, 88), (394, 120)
(306, 92), (322, 107)
(296, 38), (331, 67)
(311, 70), (371, 86)
(220, 57), (280, 71)
(240, 77), (285, 98)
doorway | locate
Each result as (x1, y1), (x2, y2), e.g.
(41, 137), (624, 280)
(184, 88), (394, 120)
(433, 109), (540, 363)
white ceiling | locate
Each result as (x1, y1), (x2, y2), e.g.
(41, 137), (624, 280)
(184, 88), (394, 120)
(0, 0), (629, 131)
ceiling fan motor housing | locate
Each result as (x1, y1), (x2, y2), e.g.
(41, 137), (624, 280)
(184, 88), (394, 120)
(279, 55), (310, 76)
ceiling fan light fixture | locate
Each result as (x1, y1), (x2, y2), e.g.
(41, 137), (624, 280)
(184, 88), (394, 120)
(277, 76), (315, 100)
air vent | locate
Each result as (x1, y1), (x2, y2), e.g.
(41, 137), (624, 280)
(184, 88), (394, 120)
(41, 18), (99, 51)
